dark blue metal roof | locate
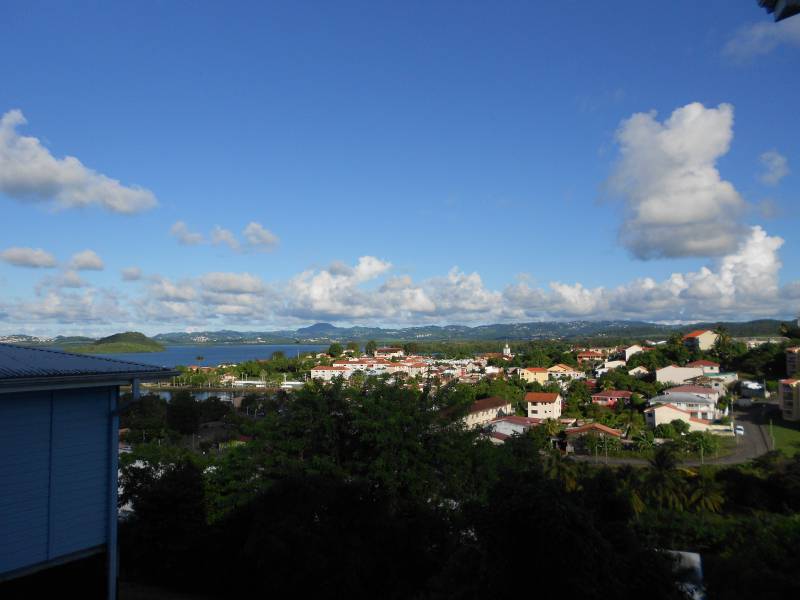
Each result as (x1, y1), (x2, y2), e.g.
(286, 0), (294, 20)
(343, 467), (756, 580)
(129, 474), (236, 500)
(0, 343), (175, 381)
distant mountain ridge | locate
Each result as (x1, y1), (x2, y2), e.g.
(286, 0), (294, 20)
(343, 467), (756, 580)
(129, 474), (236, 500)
(149, 319), (789, 344)
(4, 319), (791, 347)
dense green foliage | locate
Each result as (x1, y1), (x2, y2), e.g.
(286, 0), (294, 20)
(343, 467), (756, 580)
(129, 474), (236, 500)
(118, 381), (800, 598)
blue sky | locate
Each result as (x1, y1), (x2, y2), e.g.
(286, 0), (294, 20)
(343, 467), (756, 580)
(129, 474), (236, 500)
(0, 1), (798, 335)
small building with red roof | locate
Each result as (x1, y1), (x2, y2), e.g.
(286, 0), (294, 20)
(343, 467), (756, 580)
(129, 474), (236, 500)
(590, 389), (633, 408)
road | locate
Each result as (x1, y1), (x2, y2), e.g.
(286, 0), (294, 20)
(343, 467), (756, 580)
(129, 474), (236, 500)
(571, 405), (772, 468)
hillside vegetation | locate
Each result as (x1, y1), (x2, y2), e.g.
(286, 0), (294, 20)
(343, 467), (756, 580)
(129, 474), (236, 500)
(71, 331), (165, 354)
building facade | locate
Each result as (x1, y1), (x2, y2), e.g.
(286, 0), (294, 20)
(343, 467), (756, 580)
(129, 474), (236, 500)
(0, 344), (176, 599)
(779, 379), (800, 422)
(525, 392), (562, 420)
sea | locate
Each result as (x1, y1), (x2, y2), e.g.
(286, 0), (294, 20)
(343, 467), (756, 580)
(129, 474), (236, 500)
(81, 343), (328, 369)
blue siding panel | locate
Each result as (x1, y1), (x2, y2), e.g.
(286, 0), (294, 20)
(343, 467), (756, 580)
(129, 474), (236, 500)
(50, 388), (110, 558)
(0, 386), (114, 576)
(0, 392), (51, 573)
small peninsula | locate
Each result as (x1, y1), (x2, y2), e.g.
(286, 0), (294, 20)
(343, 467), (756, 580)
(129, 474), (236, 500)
(71, 331), (165, 354)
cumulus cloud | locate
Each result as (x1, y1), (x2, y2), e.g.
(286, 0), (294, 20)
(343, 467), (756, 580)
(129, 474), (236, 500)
(504, 226), (791, 321)
(211, 226), (240, 251)
(284, 256), (435, 320)
(724, 17), (800, 61)
(243, 221), (279, 251)
(121, 266), (143, 281)
(0, 110), (157, 213)
(610, 102), (747, 259)
(69, 249), (104, 271)
(0, 246), (57, 268)
(2, 289), (128, 325)
(759, 150), (790, 185)
(170, 221), (205, 245)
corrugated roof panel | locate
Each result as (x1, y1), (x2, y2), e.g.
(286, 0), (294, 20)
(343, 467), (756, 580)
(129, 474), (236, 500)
(0, 343), (174, 380)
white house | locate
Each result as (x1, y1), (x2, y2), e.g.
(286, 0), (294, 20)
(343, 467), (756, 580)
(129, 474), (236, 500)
(310, 365), (351, 381)
(628, 366), (649, 378)
(486, 416), (542, 444)
(656, 365), (704, 385)
(525, 392), (562, 420)
(648, 392), (720, 421)
(624, 344), (645, 362)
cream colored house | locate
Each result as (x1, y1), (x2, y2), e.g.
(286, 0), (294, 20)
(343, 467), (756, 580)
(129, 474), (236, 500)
(464, 396), (513, 429)
(525, 392), (562, 420)
(644, 403), (712, 432)
(779, 379), (800, 422)
(519, 367), (549, 385)
(656, 365), (704, 385)
(682, 330), (719, 352)
(547, 363), (581, 380)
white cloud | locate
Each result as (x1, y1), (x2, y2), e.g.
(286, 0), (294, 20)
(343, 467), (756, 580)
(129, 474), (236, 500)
(243, 221), (279, 251)
(504, 226), (790, 321)
(199, 272), (264, 294)
(724, 17), (800, 61)
(170, 221), (205, 245)
(610, 102), (747, 259)
(0, 246), (57, 268)
(69, 249), (104, 271)
(121, 267), (142, 281)
(0, 110), (157, 214)
(56, 270), (88, 289)
(759, 150), (789, 185)
(149, 277), (197, 302)
(211, 226), (240, 251)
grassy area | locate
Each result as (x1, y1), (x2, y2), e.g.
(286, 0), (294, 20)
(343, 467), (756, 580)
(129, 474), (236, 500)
(768, 418), (800, 456)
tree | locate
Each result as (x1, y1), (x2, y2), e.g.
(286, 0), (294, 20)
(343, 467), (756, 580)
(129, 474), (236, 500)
(643, 446), (686, 511)
(166, 391), (200, 435)
(345, 341), (360, 354)
(402, 342), (419, 355)
(365, 340), (377, 356)
(688, 467), (724, 512)
(328, 342), (343, 357)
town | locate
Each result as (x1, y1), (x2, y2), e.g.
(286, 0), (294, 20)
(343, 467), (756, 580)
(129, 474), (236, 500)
(144, 324), (800, 462)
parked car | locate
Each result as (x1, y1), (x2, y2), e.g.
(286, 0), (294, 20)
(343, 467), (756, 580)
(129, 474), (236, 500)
(735, 425), (745, 435)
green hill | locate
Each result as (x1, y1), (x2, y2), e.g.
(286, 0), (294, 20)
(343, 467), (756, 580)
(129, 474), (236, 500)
(71, 331), (165, 354)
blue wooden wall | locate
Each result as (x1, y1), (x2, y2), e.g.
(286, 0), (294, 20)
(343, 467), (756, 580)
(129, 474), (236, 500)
(0, 386), (115, 576)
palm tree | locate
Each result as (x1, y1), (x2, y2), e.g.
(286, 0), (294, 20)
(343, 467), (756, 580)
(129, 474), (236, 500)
(643, 445), (686, 511)
(688, 467), (725, 513)
(542, 450), (579, 492)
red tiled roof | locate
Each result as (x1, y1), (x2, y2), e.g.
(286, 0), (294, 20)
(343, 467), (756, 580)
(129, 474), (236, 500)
(683, 329), (712, 339)
(687, 360), (720, 367)
(311, 365), (349, 371)
(524, 367), (548, 373)
(525, 392), (560, 404)
(565, 423), (622, 437)
(578, 351), (603, 357)
(469, 396), (511, 413)
(591, 390), (633, 399)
